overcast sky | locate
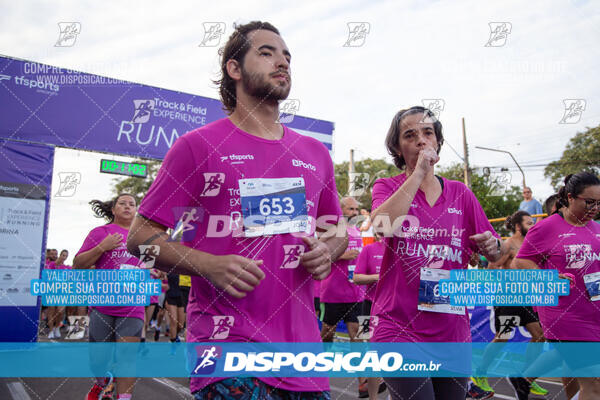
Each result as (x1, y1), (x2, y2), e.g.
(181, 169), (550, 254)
(1, 0), (599, 261)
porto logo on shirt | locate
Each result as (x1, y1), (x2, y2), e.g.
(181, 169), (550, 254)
(201, 173), (225, 196)
(447, 208), (463, 215)
(292, 159), (316, 171)
(210, 316), (234, 339)
(192, 345), (222, 375)
(281, 245), (304, 269)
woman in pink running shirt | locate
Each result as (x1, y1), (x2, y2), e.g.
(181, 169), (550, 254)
(73, 194), (143, 400)
(513, 172), (600, 400)
(370, 106), (507, 400)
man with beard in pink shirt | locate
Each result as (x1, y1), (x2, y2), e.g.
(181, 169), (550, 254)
(127, 21), (348, 400)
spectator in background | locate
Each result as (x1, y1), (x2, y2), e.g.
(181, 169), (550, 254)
(45, 248), (58, 268)
(519, 187), (543, 222)
(359, 208), (375, 246)
(543, 194), (559, 216)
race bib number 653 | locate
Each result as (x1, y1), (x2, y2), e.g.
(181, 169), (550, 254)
(239, 177), (309, 237)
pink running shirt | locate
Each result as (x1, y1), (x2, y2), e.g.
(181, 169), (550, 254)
(137, 118), (342, 393)
(516, 214), (600, 341)
(320, 226), (363, 303)
(370, 174), (498, 343)
(75, 223), (145, 321)
(355, 240), (384, 302)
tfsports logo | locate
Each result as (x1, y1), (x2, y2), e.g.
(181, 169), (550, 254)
(0, 74), (10, 82)
(292, 159), (316, 171)
(220, 154), (255, 162)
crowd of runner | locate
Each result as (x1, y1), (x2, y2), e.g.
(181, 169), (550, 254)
(36, 20), (599, 400)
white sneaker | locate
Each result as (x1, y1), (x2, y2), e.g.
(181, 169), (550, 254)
(48, 330), (55, 339)
(53, 327), (61, 338)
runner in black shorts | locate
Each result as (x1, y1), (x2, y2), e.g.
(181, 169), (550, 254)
(493, 305), (539, 335)
(472, 210), (548, 397)
(165, 273), (184, 342)
(321, 302), (361, 327)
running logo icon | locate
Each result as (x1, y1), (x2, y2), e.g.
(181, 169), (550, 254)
(356, 315), (379, 340)
(343, 22), (370, 47)
(55, 22), (81, 47)
(171, 206), (204, 242)
(55, 172), (81, 197)
(421, 99), (445, 123)
(485, 22), (512, 47)
(488, 172), (512, 197)
(281, 245), (304, 269)
(138, 245), (160, 268)
(348, 173), (370, 197)
(559, 99), (586, 124)
(497, 315), (520, 340)
(199, 22), (226, 47)
(201, 173), (225, 197)
(192, 345), (222, 375)
(210, 316), (234, 340)
(132, 100), (155, 124)
(278, 99), (300, 123)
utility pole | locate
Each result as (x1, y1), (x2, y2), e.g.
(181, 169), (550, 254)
(348, 149), (355, 196)
(475, 146), (526, 189)
(462, 118), (471, 188)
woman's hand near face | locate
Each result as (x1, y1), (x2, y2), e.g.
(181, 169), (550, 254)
(414, 147), (439, 178)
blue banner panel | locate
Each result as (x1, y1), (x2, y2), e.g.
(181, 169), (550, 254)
(1, 342), (599, 378)
(0, 56), (334, 160)
(0, 140), (54, 341)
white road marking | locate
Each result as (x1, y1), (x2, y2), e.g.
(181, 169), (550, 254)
(151, 377), (193, 399)
(7, 382), (31, 400)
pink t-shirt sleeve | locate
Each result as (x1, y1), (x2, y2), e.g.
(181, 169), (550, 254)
(354, 244), (370, 275)
(464, 187), (499, 253)
(371, 178), (394, 211)
(138, 136), (202, 229)
(515, 223), (546, 266)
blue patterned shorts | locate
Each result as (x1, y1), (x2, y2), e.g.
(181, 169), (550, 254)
(193, 377), (331, 400)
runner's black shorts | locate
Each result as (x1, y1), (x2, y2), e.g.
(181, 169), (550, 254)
(494, 306), (539, 332)
(322, 302), (360, 326)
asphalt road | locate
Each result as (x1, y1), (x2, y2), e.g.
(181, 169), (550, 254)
(0, 376), (568, 399)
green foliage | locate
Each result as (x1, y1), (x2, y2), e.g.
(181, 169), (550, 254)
(112, 159), (162, 202)
(544, 126), (600, 190)
(437, 163), (522, 236)
(334, 158), (397, 210)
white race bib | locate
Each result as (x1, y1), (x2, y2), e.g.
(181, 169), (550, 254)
(239, 177), (309, 237)
(418, 267), (465, 315)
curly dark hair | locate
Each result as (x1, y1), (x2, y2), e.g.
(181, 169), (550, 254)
(384, 106), (444, 170)
(505, 210), (531, 233)
(89, 193), (136, 223)
(213, 21), (280, 115)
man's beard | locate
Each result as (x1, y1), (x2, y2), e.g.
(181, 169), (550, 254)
(520, 226), (528, 237)
(241, 68), (290, 103)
